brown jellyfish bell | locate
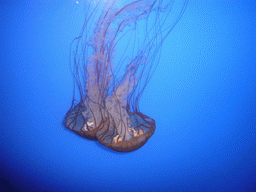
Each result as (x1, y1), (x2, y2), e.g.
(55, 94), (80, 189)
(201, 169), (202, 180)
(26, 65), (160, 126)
(65, 0), (188, 152)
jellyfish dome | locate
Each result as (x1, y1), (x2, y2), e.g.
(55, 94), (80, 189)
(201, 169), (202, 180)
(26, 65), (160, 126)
(65, 0), (188, 152)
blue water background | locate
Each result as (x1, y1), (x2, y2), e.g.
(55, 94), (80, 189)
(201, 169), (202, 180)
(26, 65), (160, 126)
(1, 0), (256, 191)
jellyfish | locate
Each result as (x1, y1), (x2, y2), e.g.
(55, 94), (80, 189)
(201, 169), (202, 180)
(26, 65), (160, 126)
(65, 0), (188, 152)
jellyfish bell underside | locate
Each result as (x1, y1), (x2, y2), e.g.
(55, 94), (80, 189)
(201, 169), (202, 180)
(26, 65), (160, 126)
(65, 0), (188, 152)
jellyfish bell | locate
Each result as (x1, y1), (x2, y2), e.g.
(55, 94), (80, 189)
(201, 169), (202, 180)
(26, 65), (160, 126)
(65, 0), (188, 152)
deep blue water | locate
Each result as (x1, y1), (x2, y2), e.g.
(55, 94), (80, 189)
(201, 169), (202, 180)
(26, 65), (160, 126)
(1, 1), (256, 191)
